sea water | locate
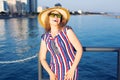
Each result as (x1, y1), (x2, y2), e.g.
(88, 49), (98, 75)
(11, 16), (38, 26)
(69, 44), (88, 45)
(0, 15), (120, 80)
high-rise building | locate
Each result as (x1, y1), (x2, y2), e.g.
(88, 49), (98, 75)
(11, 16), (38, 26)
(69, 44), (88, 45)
(16, 0), (29, 15)
(0, 0), (37, 14)
(7, 0), (17, 14)
(16, 0), (22, 14)
(29, 0), (37, 13)
(4, 0), (9, 12)
(16, 0), (37, 14)
(21, 0), (29, 13)
(0, 0), (4, 12)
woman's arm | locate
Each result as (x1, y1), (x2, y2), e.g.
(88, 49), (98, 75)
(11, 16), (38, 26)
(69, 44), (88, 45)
(64, 29), (83, 80)
(39, 39), (56, 79)
(67, 29), (83, 70)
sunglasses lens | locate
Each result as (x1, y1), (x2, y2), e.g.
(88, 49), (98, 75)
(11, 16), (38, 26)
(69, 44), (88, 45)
(49, 13), (55, 17)
(57, 14), (62, 18)
(49, 13), (62, 18)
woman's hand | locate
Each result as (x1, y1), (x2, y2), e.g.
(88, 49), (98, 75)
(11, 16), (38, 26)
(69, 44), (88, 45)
(64, 69), (75, 80)
(50, 73), (58, 80)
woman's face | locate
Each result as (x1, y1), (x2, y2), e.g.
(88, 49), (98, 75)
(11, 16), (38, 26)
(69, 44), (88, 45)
(49, 11), (62, 26)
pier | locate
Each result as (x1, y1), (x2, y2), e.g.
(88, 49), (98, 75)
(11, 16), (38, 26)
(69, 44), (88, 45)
(38, 47), (120, 80)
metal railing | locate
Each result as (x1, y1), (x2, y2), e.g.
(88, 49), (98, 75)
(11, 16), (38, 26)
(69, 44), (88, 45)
(38, 47), (120, 80)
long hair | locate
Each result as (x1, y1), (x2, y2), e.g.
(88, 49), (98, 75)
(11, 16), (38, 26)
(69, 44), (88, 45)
(44, 15), (51, 32)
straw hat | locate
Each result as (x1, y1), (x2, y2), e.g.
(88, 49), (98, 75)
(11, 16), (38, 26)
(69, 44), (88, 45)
(38, 7), (70, 28)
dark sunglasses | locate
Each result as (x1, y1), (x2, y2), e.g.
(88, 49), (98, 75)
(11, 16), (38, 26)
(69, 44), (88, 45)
(49, 13), (62, 18)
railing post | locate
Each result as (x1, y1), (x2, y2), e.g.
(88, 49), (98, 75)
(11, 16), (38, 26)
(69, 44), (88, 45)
(38, 60), (42, 80)
(118, 49), (120, 80)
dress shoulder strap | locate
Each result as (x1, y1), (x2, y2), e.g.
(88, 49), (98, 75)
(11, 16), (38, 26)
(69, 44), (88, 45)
(41, 32), (49, 41)
(64, 26), (73, 34)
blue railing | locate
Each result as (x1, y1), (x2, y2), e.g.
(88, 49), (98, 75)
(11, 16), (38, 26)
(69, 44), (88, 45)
(38, 47), (120, 80)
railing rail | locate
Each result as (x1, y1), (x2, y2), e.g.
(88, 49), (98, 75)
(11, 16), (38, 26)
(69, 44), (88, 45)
(38, 47), (120, 80)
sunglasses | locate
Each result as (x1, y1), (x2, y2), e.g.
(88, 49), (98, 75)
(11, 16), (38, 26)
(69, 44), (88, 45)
(49, 13), (62, 18)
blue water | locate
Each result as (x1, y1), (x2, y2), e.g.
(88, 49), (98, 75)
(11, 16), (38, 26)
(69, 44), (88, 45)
(0, 15), (120, 80)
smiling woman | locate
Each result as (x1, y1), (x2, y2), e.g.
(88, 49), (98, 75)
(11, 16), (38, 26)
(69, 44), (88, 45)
(38, 7), (83, 80)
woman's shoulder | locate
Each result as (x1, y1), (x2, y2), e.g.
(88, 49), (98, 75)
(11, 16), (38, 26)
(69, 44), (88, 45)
(41, 32), (49, 40)
(64, 25), (72, 30)
(63, 25), (73, 33)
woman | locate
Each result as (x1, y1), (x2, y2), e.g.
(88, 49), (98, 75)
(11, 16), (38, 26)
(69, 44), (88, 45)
(38, 7), (83, 80)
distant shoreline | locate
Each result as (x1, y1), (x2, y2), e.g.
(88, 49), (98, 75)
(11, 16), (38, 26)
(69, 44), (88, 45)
(0, 14), (37, 19)
(0, 13), (120, 19)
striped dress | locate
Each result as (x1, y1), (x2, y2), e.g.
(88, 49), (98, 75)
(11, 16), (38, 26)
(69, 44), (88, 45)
(41, 26), (78, 80)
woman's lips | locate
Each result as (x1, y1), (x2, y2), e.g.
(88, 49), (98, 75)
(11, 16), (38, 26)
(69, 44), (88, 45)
(53, 20), (58, 22)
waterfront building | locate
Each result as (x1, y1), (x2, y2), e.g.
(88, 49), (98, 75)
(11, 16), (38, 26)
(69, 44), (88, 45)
(3, 0), (9, 12)
(29, 0), (37, 13)
(0, 0), (37, 15)
(16, 0), (29, 15)
(0, 0), (4, 12)
(54, 3), (62, 7)
(16, 0), (37, 14)
(7, 0), (17, 14)
(16, 0), (22, 15)
(21, 0), (29, 13)
(78, 10), (82, 14)
(37, 6), (49, 13)
(37, 6), (42, 13)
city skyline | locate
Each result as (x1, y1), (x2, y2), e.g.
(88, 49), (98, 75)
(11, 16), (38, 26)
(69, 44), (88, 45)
(0, 0), (37, 14)
(0, 0), (120, 13)
(38, 0), (120, 13)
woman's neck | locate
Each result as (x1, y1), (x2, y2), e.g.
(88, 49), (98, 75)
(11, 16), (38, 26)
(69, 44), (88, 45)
(50, 25), (63, 38)
(50, 25), (61, 33)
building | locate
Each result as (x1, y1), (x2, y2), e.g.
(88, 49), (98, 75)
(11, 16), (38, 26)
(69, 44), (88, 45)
(78, 10), (82, 14)
(37, 6), (42, 13)
(7, 0), (17, 14)
(37, 6), (49, 13)
(29, 0), (37, 13)
(0, 0), (37, 15)
(16, 0), (29, 15)
(16, 0), (37, 14)
(21, 0), (29, 13)
(4, 0), (9, 12)
(16, 0), (22, 14)
(0, 0), (4, 12)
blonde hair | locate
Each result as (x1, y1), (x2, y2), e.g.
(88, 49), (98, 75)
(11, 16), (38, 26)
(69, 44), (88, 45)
(44, 15), (51, 32)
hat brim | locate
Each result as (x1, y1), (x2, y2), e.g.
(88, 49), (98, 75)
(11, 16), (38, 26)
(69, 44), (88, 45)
(38, 7), (70, 28)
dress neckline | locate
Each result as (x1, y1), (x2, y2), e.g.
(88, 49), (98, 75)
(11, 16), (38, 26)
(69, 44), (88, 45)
(49, 26), (66, 39)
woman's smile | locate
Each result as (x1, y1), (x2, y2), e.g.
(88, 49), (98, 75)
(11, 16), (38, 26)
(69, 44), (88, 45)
(53, 19), (58, 22)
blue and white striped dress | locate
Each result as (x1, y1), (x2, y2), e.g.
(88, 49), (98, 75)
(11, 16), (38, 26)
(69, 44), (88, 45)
(41, 26), (78, 80)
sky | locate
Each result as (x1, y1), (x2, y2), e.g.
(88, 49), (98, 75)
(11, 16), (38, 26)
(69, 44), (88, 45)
(38, 0), (120, 13)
